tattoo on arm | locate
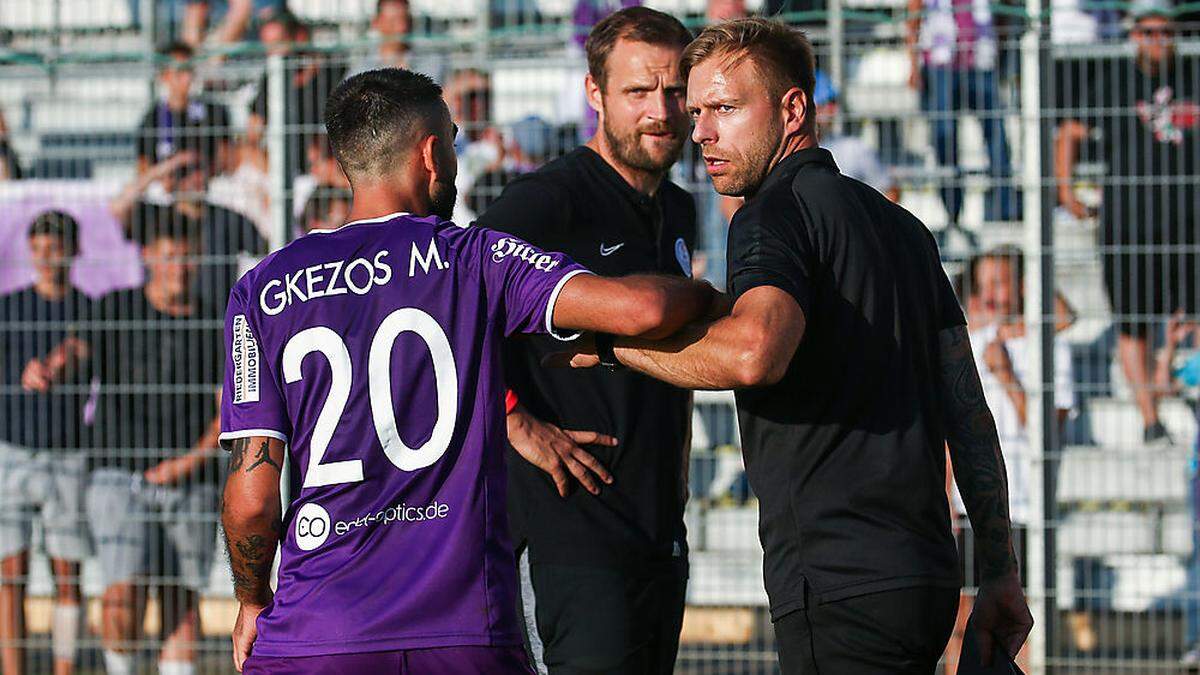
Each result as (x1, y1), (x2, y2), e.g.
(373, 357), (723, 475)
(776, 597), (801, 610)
(247, 440), (281, 473)
(222, 437), (284, 607)
(938, 325), (1017, 581)
(225, 517), (279, 606)
(228, 437), (248, 472)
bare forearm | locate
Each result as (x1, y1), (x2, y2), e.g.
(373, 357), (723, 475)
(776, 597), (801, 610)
(997, 373), (1027, 428)
(939, 327), (1017, 580)
(554, 274), (715, 339)
(613, 320), (750, 390)
(214, 0), (252, 44)
(182, 2), (207, 47)
(222, 437), (284, 607)
(110, 172), (157, 224)
(1055, 124), (1084, 203)
(186, 415), (222, 465)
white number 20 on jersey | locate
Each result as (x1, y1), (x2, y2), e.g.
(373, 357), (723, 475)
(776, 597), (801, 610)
(281, 308), (458, 488)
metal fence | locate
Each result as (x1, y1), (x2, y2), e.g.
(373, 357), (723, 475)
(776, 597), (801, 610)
(1, 0), (1199, 672)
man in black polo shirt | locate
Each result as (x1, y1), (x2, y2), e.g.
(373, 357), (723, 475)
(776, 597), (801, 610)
(0, 211), (91, 675)
(474, 8), (696, 674)
(135, 42), (231, 178)
(564, 19), (1033, 673)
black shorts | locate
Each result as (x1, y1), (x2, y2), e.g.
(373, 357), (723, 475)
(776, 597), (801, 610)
(517, 558), (688, 675)
(1101, 234), (1200, 338)
(773, 586), (960, 675)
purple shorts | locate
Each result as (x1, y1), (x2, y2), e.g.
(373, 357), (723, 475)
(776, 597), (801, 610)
(242, 645), (534, 674)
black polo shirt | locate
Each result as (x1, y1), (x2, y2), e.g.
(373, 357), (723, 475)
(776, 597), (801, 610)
(475, 146), (697, 570)
(136, 99), (231, 166)
(727, 147), (963, 619)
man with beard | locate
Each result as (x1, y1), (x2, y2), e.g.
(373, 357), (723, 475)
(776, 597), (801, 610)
(474, 8), (697, 674)
(557, 18), (1033, 674)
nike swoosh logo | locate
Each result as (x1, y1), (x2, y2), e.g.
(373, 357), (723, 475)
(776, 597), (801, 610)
(600, 243), (625, 256)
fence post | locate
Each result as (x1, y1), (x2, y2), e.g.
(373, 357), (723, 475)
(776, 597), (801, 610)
(1019, 0), (1053, 670)
(828, 0), (845, 137)
(266, 53), (288, 251)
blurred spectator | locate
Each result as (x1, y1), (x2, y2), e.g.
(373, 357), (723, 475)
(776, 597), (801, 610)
(0, 110), (21, 181)
(464, 116), (555, 215)
(298, 186), (352, 234)
(207, 149), (274, 243)
(707, 0), (746, 21)
(446, 68), (504, 223)
(1155, 312), (1200, 663)
(813, 70), (899, 202)
(0, 212), (91, 675)
(248, 9), (348, 194)
(940, 246), (1094, 662)
(349, 0), (445, 82)
(181, 0), (286, 49)
(136, 42), (232, 179)
(110, 149), (267, 312)
(1055, 0), (1199, 444)
(82, 213), (223, 675)
(291, 135), (350, 221)
(945, 246), (1081, 668)
(1050, 0), (1122, 44)
(907, 0), (1020, 231)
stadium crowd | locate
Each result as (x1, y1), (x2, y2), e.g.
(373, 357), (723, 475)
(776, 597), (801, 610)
(0, 0), (1198, 672)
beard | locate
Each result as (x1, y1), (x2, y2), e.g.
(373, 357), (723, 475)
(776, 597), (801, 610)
(709, 123), (782, 197)
(429, 179), (457, 220)
(601, 114), (685, 175)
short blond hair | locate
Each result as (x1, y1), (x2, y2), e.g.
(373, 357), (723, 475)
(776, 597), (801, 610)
(682, 18), (816, 102)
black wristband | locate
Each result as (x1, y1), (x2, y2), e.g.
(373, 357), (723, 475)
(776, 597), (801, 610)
(594, 333), (624, 370)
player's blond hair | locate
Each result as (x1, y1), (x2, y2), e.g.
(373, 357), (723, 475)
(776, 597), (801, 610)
(682, 18), (816, 105)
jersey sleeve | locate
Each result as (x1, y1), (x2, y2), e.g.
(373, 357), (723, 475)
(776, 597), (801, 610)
(726, 197), (816, 318)
(467, 226), (591, 340)
(219, 280), (291, 447)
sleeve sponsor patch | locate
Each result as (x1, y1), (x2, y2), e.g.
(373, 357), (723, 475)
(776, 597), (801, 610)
(231, 314), (261, 404)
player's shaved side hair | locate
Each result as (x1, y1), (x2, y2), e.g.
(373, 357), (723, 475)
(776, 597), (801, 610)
(324, 68), (448, 182)
(683, 18), (816, 124)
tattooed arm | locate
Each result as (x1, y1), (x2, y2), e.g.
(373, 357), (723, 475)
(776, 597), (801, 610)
(937, 325), (1033, 664)
(221, 435), (284, 672)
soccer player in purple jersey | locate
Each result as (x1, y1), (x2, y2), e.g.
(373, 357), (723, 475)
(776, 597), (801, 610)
(219, 68), (716, 674)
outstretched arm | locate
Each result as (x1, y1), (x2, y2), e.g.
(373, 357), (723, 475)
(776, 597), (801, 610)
(557, 285), (804, 391)
(221, 435), (284, 672)
(552, 273), (718, 340)
(937, 325), (1032, 665)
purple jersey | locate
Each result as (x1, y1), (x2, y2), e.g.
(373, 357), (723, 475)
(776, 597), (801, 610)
(219, 212), (588, 657)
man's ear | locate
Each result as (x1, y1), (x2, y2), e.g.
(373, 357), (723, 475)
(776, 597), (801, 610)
(780, 86), (809, 136)
(419, 133), (439, 175)
(585, 73), (604, 116)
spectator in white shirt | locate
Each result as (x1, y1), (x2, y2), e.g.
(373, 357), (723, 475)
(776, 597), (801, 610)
(945, 246), (1088, 670)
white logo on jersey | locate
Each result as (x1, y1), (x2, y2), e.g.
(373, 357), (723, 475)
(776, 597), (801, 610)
(231, 314), (260, 404)
(490, 237), (561, 272)
(600, 242), (625, 256)
(260, 251), (393, 316)
(409, 239), (449, 277)
(295, 502), (331, 551)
